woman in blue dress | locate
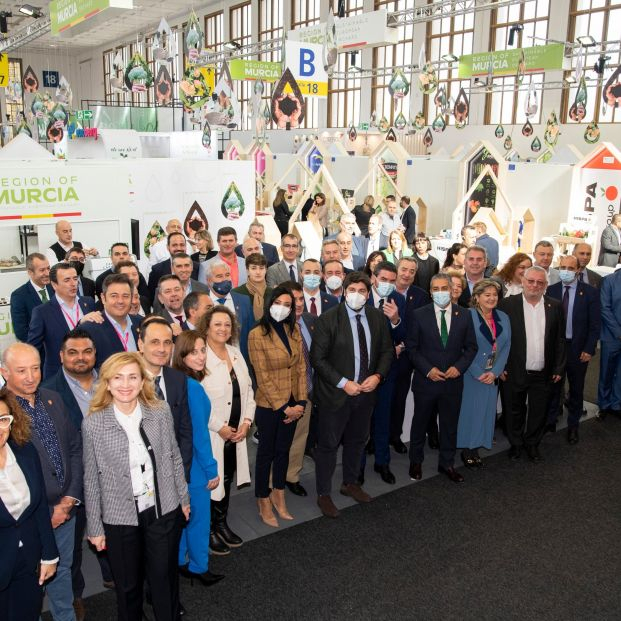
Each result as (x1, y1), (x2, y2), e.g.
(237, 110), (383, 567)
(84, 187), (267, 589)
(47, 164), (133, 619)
(457, 279), (511, 468)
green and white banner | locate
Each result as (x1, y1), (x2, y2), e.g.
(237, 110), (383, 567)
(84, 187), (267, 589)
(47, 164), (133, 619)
(229, 59), (281, 82)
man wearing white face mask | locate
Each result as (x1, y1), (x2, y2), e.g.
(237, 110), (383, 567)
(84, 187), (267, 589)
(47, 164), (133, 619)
(310, 272), (394, 518)
(405, 273), (478, 483)
(301, 259), (338, 316)
(321, 260), (346, 302)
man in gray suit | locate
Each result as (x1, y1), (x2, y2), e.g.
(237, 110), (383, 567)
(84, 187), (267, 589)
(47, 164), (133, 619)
(573, 242), (602, 289)
(171, 253), (209, 297)
(598, 214), (621, 267)
(199, 226), (247, 288)
(266, 233), (304, 288)
(2, 342), (83, 621)
(533, 240), (560, 285)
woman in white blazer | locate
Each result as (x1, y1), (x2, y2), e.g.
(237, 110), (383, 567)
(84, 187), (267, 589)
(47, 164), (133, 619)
(198, 306), (255, 557)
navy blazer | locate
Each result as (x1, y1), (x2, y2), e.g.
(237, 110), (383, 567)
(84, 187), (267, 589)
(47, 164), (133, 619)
(235, 241), (279, 266)
(599, 270), (621, 342)
(27, 296), (96, 379)
(147, 259), (199, 303)
(230, 292), (254, 362)
(0, 441), (59, 591)
(547, 281), (600, 357)
(367, 290), (406, 345)
(80, 314), (142, 369)
(405, 303), (478, 394)
(400, 205), (417, 245)
(95, 268), (150, 301)
(30, 387), (83, 507)
(161, 365), (194, 481)
(79, 276), (96, 299)
(40, 368), (83, 433)
(403, 284), (431, 315)
(10, 281), (54, 343)
(303, 291), (338, 315)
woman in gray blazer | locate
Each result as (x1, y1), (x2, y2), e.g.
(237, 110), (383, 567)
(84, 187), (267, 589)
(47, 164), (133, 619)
(82, 352), (190, 621)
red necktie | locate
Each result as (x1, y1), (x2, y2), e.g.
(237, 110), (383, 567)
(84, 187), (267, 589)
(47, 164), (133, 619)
(310, 297), (318, 316)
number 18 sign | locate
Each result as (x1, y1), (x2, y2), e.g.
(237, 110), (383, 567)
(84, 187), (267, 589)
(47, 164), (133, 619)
(284, 41), (328, 98)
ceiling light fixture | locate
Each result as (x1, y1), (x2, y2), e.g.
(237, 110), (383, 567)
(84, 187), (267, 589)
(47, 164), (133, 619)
(442, 53), (459, 64)
(19, 5), (43, 18)
(576, 35), (596, 48)
(564, 75), (576, 84)
(223, 40), (241, 51)
(507, 23), (523, 47)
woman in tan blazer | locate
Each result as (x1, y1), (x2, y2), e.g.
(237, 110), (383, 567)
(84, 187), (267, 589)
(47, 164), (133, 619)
(248, 284), (307, 527)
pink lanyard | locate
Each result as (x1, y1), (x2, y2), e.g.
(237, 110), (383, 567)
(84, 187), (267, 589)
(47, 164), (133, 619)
(488, 316), (497, 352)
(113, 325), (130, 351)
(61, 304), (80, 329)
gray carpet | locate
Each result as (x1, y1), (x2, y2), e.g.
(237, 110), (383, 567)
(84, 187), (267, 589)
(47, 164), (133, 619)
(66, 416), (621, 621)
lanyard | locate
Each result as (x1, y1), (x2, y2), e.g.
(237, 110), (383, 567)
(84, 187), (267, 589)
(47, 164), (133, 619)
(488, 315), (497, 352)
(61, 303), (80, 329)
(113, 324), (130, 351)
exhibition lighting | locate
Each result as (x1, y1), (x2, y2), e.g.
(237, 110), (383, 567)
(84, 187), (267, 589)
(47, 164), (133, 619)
(223, 40), (241, 51)
(442, 53), (459, 64)
(564, 76), (576, 84)
(507, 23), (523, 46)
(348, 51), (362, 73)
(19, 5), (43, 18)
(0, 11), (11, 34)
(576, 35), (596, 48)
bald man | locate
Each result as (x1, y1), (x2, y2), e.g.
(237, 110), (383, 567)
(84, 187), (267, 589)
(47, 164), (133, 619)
(149, 218), (193, 265)
(46, 220), (98, 266)
(572, 242), (602, 289)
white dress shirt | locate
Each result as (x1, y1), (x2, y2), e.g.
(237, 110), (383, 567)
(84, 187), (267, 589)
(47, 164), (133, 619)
(522, 295), (546, 371)
(45, 242), (73, 267)
(434, 303), (452, 333)
(210, 291), (236, 314)
(58, 297), (84, 330)
(283, 260), (298, 281)
(342, 257), (354, 270)
(303, 290), (322, 315)
(367, 235), (381, 257)
(0, 443), (30, 520)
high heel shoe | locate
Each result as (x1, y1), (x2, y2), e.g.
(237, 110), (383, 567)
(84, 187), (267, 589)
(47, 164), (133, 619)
(257, 497), (279, 527)
(269, 488), (294, 520)
(460, 450), (477, 470)
(179, 565), (225, 587)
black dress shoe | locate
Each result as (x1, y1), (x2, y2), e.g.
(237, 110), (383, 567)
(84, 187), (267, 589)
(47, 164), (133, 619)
(508, 446), (522, 460)
(214, 522), (243, 547)
(208, 531), (231, 556)
(366, 438), (375, 454)
(286, 481), (308, 496)
(180, 603), (186, 616)
(597, 409), (611, 420)
(544, 422), (557, 434)
(567, 427), (579, 445)
(409, 462), (422, 480)
(179, 565), (225, 587)
(438, 465), (465, 483)
(427, 430), (440, 450)
(373, 463), (396, 484)
(460, 450), (477, 470)
(526, 446), (543, 462)
(390, 439), (408, 454)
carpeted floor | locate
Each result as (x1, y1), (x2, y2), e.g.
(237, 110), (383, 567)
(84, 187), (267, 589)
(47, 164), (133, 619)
(69, 416), (621, 621)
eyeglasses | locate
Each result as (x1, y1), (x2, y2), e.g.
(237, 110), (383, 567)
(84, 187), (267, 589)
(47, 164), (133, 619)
(70, 257), (86, 263)
(525, 279), (546, 287)
(0, 415), (14, 429)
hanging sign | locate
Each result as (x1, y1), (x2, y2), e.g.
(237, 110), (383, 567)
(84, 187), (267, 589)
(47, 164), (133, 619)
(458, 44), (564, 79)
(50, 0), (133, 36)
(0, 53), (7, 88)
(229, 59), (281, 82)
(42, 71), (60, 88)
(284, 41), (328, 98)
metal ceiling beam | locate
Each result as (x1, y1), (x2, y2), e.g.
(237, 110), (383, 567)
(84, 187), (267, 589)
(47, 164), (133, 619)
(0, 15), (51, 53)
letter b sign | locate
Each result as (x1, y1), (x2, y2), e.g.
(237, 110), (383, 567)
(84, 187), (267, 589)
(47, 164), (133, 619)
(300, 48), (315, 77)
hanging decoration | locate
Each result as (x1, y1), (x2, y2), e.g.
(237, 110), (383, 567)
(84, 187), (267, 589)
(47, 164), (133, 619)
(413, 112), (425, 131)
(348, 122), (357, 142)
(124, 52), (154, 93)
(418, 62), (438, 94)
(394, 112), (407, 130)
(386, 127), (397, 141)
(431, 113), (446, 132)
(221, 182), (246, 220)
(378, 116), (390, 132)
(251, 79), (266, 138)
(22, 65), (39, 93)
(154, 66), (173, 105)
(524, 83), (538, 118)
(516, 49), (526, 86)
(521, 120), (533, 137)
(16, 115), (32, 137)
(144, 221), (166, 259)
(503, 136), (513, 150)
(110, 52), (127, 93)
(30, 93), (48, 138)
(544, 110), (560, 148)
(584, 121), (600, 144)
(201, 119), (212, 150)
(569, 76), (588, 122)
(153, 18), (174, 66)
(433, 86), (448, 114)
(602, 66), (621, 109)
(388, 69), (410, 99)
(206, 62), (241, 129)
(55, 75), (72, 106)
(184, 10), (203, 63)
(423, 128), (433, 147)
(531, 136), (542, 152)
(271, 68), (305, 129)
(323, 9), (338, 75)
(370, 110), (378, 128)
(179, 66), (211, 111)
(453, 88), (469, 125)
(494, 124), (505, 138)
(46, 104), (68, 144)
(184, 202), (209, 240)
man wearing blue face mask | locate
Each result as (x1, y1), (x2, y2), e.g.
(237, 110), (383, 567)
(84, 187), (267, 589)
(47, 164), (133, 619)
(359, 262), (406, 486)
(301, 259), (338, 316)
(405, 273), (478, 483)
(545, 255), (600, 444)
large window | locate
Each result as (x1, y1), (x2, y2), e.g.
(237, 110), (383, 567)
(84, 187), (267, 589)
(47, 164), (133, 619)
(563, 0), (621, 124)
(205, 10), (224, 51)
(258, 0), (283, 128)
(371, 0), (416, 125)
(425, 5), (474, 125)
(230, 1), (252, 129)
(5, 59), (24, 124)
(291, 0), (320, 30)
(485, 0), (550, 125)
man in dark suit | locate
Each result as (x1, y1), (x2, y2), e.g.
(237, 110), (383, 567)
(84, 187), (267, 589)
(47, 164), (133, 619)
(327, 212), (369, 260)
(301, 258), (338, 316)
(406, 273), (478, 483)
(155, 274), (189, 333)
(266, 233), (304, 288)
(10, 252), (53, 342)
(153, 254), (209, 314)
(573, 242), (602, 289)
(310, 272), (394, 518)
(27, 263), (96, 380)
(184, 291), (214, 330)
(235, 221), (279, 266)
(116, 260), (151, 314)
(597, 214), (621, 267)
(148, 233), (198, 302)
(320, 259), (346, 302)
(2, 342), (83, 621)
(80, 273), (141, 368)
(390, 257), (431, 453)
(138, 316), (193, 480)
(41, 328), (113, 611)
(457, 245), (490, 307)
(498, 266), (566, 461)
(399, 196), (417, 246)
(337, 232), (366, 271)
(66, 246), (96, 298)
(94, 243), (150, 301)
(546, 255), (600, 444)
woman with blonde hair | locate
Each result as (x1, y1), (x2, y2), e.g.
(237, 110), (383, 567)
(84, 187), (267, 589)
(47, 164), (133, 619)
(191, 229), (218, 263)
(495, 252), (532, 296)
(383, 229), (414, 264)
(83, 352), (189, 621)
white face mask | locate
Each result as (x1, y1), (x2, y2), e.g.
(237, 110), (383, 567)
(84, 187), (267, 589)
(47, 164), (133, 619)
(345, 291), (367, 311)
(326, 275), (343, 291)
(269, 304), (291, 322)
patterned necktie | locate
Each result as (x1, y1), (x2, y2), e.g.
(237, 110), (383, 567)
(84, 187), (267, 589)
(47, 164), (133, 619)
(39, 288), (48, 302)
(440, 310), (448, 347)
(562, 286), (570, 322)
(289, 265), (296, 282)
(356, 314), (369, 382)
(298, 320), (312, 390)
(310, 297), (318, 316)
(154, 376), (165, 401)
(578, 272), (584, 283)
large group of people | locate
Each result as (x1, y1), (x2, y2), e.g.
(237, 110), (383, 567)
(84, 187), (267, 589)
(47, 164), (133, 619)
(0, 204), (617, 621)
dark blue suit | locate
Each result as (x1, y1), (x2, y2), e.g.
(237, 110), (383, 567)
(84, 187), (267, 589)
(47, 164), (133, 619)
(27, 296), (96, 380)
(597, 270), (621, 411)
(547, 280), (600, 428)
(235, 242), (279, 266)
(0, 441), (58, 620)
(80, 314), (142, 369)
(406, 303), (478, 468)
(229, 292), (254, 362)
(476, 233), (500, 272)
(10, 282), (54, 343)
(391, 285), (431, 444)
(303, 291), (338, 315)
(147, 258), (199, 303)
(40, 369), (82, 433)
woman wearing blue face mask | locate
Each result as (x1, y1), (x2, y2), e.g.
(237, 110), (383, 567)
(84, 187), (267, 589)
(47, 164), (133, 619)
(248, 285), (307, 527)
(457, 279), (511, 468)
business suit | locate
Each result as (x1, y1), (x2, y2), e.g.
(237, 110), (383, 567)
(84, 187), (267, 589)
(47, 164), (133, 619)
(266, 259), (304, 288)
(458, 276), (505, 308)
(40, 369), (83, 433)
(81, 314), (142, 368)
(498, 294), (566, 449)
(27, 296), (96, 379)
(406, 303), (478, 469)
(199, 255), (247, 288)
(579, 268), (602, 290)
(10, 281), (54, 343)
(0, 441), (58, 621)
(152, 279), (209, 314)
(597, 271), (621, 412)
(311, 303), (394, 495)
(235, 242), (279, 266)
(476, 233), (499, 271)
(95, 268), (150, 301)
(401, 205), (417, 245)
(365, 233), (389, 255)
(598, 224), (621, 266)
(78, 276), (96, 298)
(547, 280), (600, 430)
(303, 291), (338, 316)
(148, 259), (200, 302)
(82, 400), (189, 621)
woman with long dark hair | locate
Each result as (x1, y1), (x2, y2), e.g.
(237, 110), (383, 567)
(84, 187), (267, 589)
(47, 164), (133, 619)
(273, 188), (291, 237)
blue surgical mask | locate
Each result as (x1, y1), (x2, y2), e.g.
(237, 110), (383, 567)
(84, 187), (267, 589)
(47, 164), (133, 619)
(211, 280), (232, 296)
(558, 269), (576, 284)
(432, 291), (451, 308)
(376, 281), (396, 298)
(303, 274), (322, 290)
